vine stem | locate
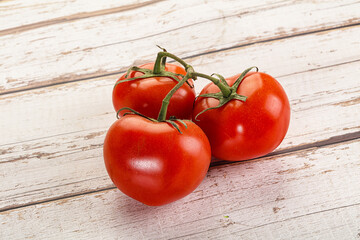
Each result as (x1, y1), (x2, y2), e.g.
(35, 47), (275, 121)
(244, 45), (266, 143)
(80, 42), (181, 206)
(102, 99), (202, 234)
(157, 69), (192, 121)
(192, 72), (232, 97)
(157, 68), (236, 121)
(154, 49), (245, 121)
(153, 52), (191, 74)
(153, 50), (232, 98)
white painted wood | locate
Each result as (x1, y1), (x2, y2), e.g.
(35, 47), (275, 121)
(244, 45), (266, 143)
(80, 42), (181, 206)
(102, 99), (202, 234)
(2, 25), (359, 144)
(0, 140), (359, 240)
(0, 28), (359, 211)
(1, 1), (359, 238)
(0, 0), (149, 31)
(1, 0), (359, 93)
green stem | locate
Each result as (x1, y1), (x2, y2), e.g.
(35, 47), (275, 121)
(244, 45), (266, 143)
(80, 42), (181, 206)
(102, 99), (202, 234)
(157, 72), (191, 121)
(192, 72), (232, 97)
(153, 52), (190, 74)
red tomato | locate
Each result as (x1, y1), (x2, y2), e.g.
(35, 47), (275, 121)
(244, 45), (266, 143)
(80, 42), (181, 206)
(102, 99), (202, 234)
(113, 63), (195, 119)
(103, 114), (211, 206)
(192, 72), (290, 161)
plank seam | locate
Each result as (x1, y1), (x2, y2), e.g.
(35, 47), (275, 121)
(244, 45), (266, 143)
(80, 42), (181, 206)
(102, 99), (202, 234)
(211, 131), (360, 167)
(0, 0), (165, 36)
(0, 186), (116, 213)
(236, 202), (360, 234)
(1, 22), (359, 96)
(0, 0), (296, 37)
(170, 202), (360, 239)
(0, 132), (359, 213)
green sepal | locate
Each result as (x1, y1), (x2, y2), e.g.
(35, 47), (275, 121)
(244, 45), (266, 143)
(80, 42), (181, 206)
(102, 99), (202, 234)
(124, 66), (151, 78)
(233, 95), (247, 101)
(195, 66), (257, 121)
(211, 73), (230, 88)
(194, 95), (230, 121)
(176, 119), (188, 129)
(194, 93), (247, 121)
(198, 92), (224, 100)
(114, 67), (193, 89)
(165, 120), (182, 134)
(232, 66), (258, 90)
(117, 107), (188, 134)
(117, 107), (156, 122)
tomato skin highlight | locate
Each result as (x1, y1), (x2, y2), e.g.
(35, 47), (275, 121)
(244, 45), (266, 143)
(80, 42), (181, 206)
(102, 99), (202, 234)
(103, 115), (211, 206)
(113, 63), (195, 119)
(192, 72), (290, 161)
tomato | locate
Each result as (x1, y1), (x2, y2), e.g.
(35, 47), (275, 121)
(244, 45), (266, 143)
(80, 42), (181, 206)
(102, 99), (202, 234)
(103, 114), (211, 206)
(113, 63), (195, 119)
(192, 72), (290, 161)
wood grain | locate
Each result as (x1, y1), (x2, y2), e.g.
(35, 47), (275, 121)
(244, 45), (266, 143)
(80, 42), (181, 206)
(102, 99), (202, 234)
(2, 25), (359, 144)
(1, 1), (360, 238)
(1, 38), (359, 211)
(1, 0), (359, 94)
(1, 140), (359, 239)
(0, 0), (156, 32)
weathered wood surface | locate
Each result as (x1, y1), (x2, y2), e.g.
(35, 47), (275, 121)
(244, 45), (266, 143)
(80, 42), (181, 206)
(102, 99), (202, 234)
(1, 29), (360, 211)
(1, 140), (359, 239)
(2, 24), (359, 144)
(1, 0), (359, 94)
(0, 0), (157, 31)
(1, 0), (360, 239)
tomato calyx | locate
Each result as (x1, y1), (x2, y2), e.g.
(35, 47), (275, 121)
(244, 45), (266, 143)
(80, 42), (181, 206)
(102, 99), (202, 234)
(113, 47), (259, 130)
(114, 66), (194, 88)
(114, 47), (195, 89)
(193, 66), (258, 121)
(114, 48), (201, 134)
(117, 107), (189, 134)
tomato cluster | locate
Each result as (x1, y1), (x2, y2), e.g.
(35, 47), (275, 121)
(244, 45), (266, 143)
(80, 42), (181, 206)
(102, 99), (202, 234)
(103, 49), (290, 206)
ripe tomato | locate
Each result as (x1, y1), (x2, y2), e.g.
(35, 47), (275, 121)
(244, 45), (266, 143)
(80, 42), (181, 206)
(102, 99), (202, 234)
(193, 72), (290, 161)
(103, 114), (211, 206)
(113, 63), (195, 119)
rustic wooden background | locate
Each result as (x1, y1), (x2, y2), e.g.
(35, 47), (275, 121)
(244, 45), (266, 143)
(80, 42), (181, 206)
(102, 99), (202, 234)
(1, 0), (359, 239)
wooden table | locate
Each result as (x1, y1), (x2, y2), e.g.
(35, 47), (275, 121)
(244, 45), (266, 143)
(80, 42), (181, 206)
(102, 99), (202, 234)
(1, 0), (359, 239)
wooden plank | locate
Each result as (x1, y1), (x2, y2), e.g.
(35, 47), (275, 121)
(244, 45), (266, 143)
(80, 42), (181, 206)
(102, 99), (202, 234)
(177, 205), (360, 240)
(0, 0), (155, 31)
(2, 25), (359, 144)
(0, 140), (359, 239)
(1, 0), (360, 93)
(0, 27), (360, 211)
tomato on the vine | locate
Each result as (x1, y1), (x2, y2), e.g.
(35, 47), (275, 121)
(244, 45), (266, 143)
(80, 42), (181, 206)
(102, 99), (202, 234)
(103, 114), (211, 206)
(105, 48), (290, 207)
(192, 71), (290, 161)
(113, 63), (195, 119)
